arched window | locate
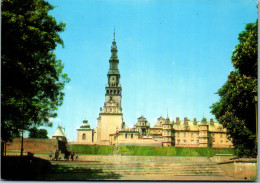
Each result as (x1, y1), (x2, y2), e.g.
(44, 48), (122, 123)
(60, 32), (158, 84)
(82, 133), (86, 140)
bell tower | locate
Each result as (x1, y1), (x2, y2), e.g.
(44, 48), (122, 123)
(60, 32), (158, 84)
(97, 30), (124, 144)
(105, 31), (122, 109)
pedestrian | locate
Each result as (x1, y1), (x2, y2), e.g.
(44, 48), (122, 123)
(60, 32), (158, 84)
(49, 151), (53, 160)
(75, 154), (78, 161)
(70, 150), (75, 161)
(55, 149), (59, 161)
(64, 150), (70, 160)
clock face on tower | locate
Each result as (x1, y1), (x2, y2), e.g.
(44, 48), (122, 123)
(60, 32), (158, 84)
(110, 76), (116, 82)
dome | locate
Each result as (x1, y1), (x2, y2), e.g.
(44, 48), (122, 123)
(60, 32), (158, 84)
(80, 120), (91, 129)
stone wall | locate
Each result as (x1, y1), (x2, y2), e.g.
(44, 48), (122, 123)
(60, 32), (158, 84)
(218, 159), (257, 179)
(6, 138), (59, 153)
(208, 154), (234, 163)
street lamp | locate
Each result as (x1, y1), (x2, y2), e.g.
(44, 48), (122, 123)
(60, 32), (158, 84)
(116, 127), (119, 152)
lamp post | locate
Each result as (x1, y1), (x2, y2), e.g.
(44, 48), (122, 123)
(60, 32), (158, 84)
(20, 99), (25, 157)
(254, 95), (258, 139)
(116, 127), (119, 152)
(20, 129), (24, 157)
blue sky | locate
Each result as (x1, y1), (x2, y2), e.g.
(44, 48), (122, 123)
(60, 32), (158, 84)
(42, 0), (257, 141)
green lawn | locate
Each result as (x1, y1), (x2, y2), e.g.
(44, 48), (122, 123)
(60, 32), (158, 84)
(70, 145), (236, 156)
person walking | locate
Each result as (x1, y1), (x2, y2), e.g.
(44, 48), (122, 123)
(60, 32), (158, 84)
(70, 150), (75, 161)
(55, 149), (59, 161)
(49, 151), (53, 160)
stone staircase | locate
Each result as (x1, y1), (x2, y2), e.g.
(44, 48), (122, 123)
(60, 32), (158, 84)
(45, 155), (228, 180)
(50, 161), (225, 176)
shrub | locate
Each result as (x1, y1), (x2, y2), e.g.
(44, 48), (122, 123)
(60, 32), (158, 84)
(70, 145), (115, 155)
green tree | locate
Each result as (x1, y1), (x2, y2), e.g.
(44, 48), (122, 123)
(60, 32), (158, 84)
(29, 127), (48, 139)
(1, 0), (70, 143)
(211, 21), (257, 157)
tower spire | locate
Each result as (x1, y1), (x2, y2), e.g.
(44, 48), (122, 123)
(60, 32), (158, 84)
(113, 26), (115, 41)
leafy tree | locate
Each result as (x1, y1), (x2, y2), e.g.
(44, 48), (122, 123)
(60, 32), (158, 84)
(211, 21), (257, 157)
(29, 127), (48, 139)
(1, 0), (70, 143)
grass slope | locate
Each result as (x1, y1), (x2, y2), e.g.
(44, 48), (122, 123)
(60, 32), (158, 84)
(70, 145), (235, 156)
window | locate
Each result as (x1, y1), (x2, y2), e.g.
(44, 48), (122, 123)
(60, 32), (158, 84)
(177, 132), (180, 137)
(125, 134), (127, 139)
(191, 140), (194, 144)
(131, 134), (133, 139)
(184, 140), (187, 144)
(191, 132), (193, 137)
(184, 132), (186, 137)
(220, 133), (223, 138)
(177, 140), (180, 144)
(82, 133), (86, 140)
(221, 140), (223, 144)
(197, 140), (199, 144)
(212, 140), (215, 144)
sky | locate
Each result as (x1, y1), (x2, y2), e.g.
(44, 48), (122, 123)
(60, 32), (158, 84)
(41, 0), (258, 141)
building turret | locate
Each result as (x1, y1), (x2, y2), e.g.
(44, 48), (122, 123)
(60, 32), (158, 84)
(193, 118), (197, 125)
(210, 118), (214, 126)
(176, 117), (180, 125)
(80, 120), (91, 129)
(184, 117), (188, 125)
(198, 118), (209, 147)
(162, 117), (173, 147)
(134, 116), (150, 136)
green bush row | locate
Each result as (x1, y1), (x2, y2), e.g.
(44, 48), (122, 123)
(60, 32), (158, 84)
(118, 146), (235, 156)
(70, 145), (115, 155)
(70, 145), (235, 156)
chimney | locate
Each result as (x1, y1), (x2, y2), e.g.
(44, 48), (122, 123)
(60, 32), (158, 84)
(193, 118), (197, 125)
(210, 118), (214, 126)
(184, 117), (188, 125)
(176, 117), (180, 125)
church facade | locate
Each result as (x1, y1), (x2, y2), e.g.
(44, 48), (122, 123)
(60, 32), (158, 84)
(76, 33), (233, 148)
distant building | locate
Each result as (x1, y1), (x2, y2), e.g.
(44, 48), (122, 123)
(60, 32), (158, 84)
(52, 125), (67, 142)
(77, 120), (96, 144)
(76, 32), (233, 148)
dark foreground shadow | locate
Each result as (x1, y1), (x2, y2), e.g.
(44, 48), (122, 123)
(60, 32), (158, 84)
(39, 163), (122, 180)
(2, 156), (122, 180)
